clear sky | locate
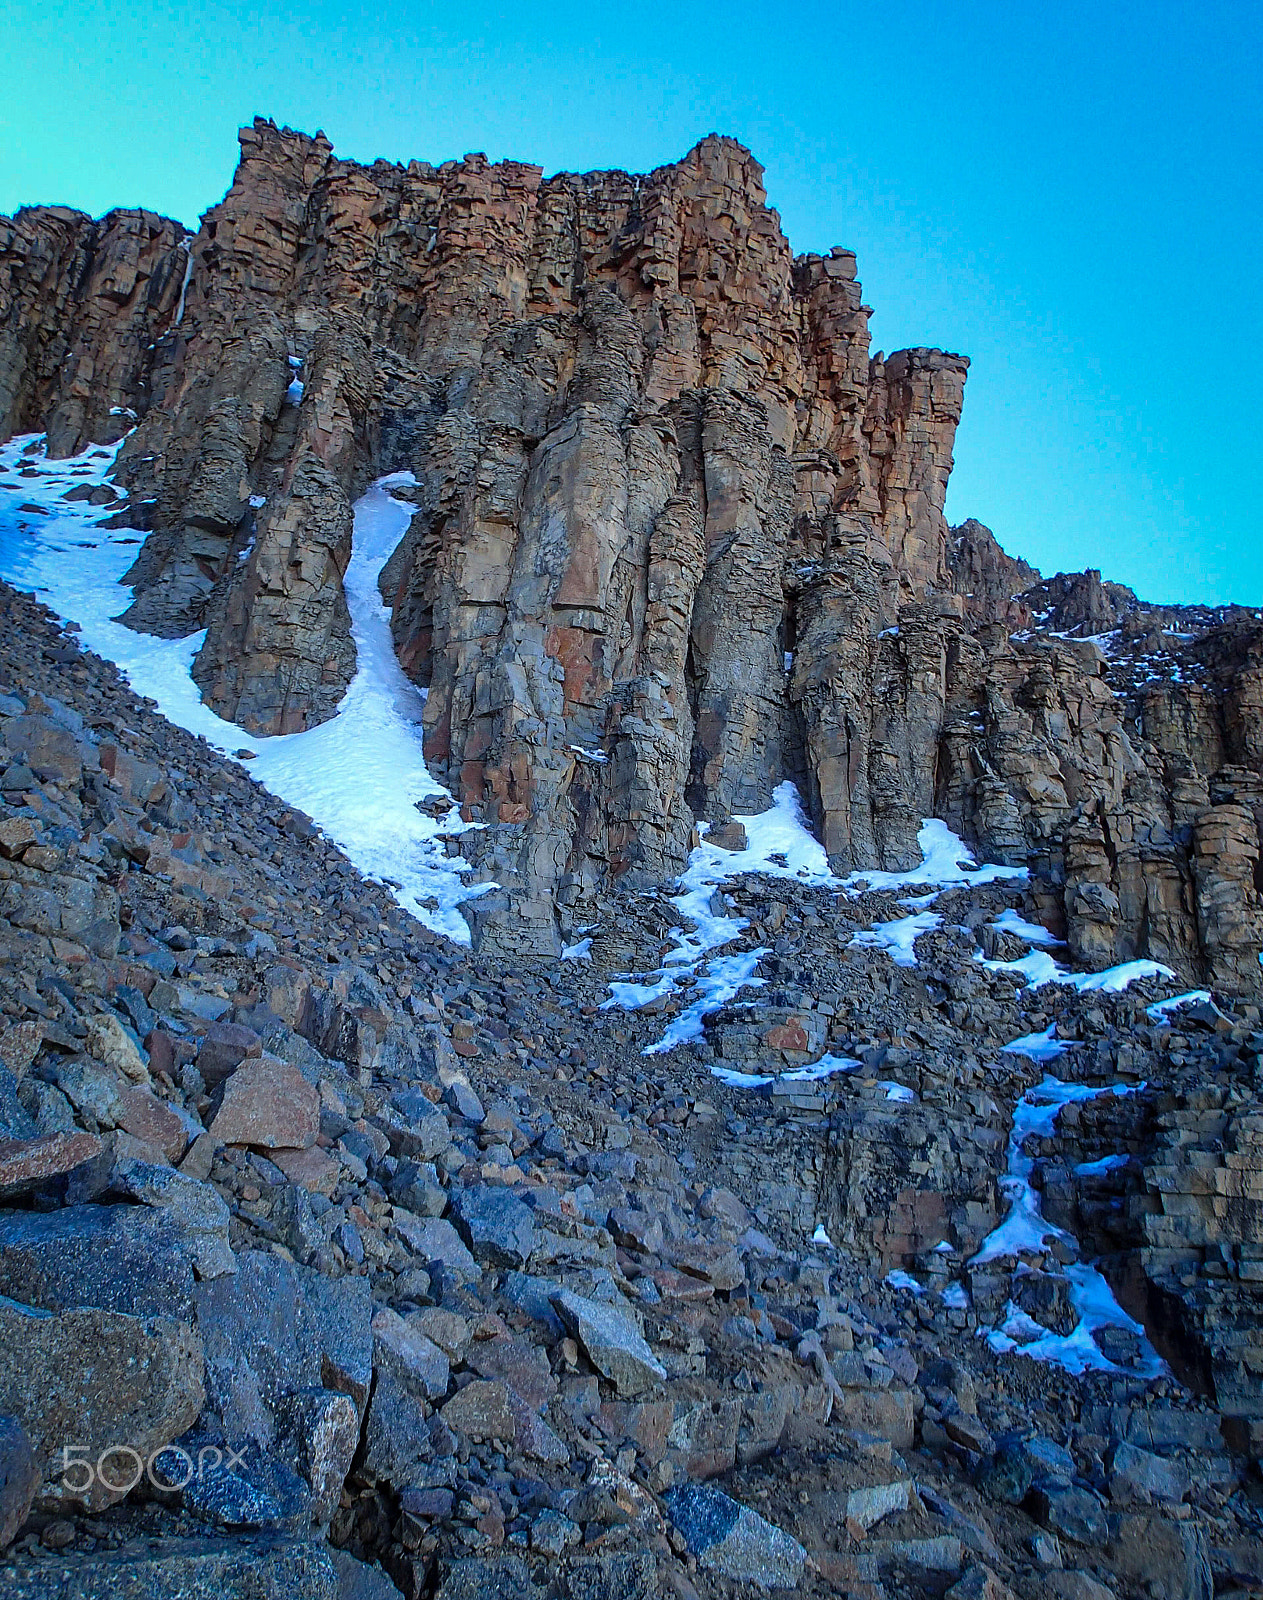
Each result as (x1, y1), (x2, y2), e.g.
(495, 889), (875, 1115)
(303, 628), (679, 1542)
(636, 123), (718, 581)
(3, 0), (1260, 605)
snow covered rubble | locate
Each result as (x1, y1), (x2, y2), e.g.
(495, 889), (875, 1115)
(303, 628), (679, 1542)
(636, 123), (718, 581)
(0, 437), (488, 941)
(969, 1068), (1165, 1379)
(595, 787), (1196, 1378)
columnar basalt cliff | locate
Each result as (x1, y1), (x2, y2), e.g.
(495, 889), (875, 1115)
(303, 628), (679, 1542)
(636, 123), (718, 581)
(3, 119), (1261, 985)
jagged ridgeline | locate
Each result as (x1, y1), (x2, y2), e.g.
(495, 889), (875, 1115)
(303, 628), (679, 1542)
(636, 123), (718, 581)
(3, 119), (1261, 984)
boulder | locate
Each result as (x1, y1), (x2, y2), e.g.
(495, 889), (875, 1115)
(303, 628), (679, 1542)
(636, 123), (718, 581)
(371, 1087), (451, 1161)
(0, 1132), (101, 1200)
(664, 1482), (806, 1588)
(208, 1056), (319, 1150)
(193, 1250), (372, 1444)
(449, 1185), (536, 1269)
(551, 1289), (666, 1398)
(0, 1293), (204, 1510)
(371, 1308), (450, 1401)
(0, 1535), (338, 1597)
(0, 1203), (196, 1320)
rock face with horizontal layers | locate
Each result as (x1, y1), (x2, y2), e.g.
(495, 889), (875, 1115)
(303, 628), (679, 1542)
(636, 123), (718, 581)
(3, 118), (1263, 990)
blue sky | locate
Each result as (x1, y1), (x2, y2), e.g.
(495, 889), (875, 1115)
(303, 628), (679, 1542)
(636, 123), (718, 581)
(3, 0), (1260, 604)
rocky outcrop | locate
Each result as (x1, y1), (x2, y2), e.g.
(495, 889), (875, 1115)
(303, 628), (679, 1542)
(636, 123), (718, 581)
(0, 207), (188, 457)
(4, 118), (1263, 989)
(946, 519), (1038, 627)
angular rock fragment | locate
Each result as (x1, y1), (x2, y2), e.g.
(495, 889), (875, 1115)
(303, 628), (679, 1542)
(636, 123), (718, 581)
(0, 1131), (101, 1200)
(665, 1481), (806, 1588)
(449, 1185), (536, 1269)
(550, 1289), (666, 1398)
(208, 1056), (319, 1150)
(0, 1294), (204, 1510)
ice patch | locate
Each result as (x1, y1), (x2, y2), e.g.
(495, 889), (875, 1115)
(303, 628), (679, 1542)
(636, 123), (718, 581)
(710, 1065), (774, 1089)
(984, 1262), (1161, 1378)
(879, 1080), (917, 1103)
(0, 436), (489, 942)
(645, 949), (766, 1056)
(941, 1283), (970, 1309)
(885, 1270), (923, 1294)
(1072, 959), (1177, 993)
(990, 908), (1063, 946)
(561, 938), (592, 962)
(1146, 990), (1213, 1021)
(849, 910), (942, 967)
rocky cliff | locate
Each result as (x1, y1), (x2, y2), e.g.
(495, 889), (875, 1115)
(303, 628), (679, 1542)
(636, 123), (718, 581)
(3, 119), (1261, 990)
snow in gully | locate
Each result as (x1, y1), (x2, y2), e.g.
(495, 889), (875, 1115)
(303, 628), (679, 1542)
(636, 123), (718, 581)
(0, 436), (488, 942)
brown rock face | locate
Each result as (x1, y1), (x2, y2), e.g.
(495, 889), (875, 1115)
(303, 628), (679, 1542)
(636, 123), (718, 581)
(5, 117), (1263, 988)
(0, 207), (188, 457)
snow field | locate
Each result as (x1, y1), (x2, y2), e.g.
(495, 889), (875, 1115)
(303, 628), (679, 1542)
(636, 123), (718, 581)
(0, 436), (488, 942)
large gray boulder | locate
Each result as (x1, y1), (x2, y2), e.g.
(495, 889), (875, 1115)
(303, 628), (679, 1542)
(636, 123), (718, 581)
(193, 1251), (373, 1446)
(0, 1534), (338, 1598)
(0, 1204), (195, 1320)
(0, 1294), (204, 1512)
(664, 1482), (806, 1588)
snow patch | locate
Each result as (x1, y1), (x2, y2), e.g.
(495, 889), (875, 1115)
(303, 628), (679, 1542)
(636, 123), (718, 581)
(172, 242), (194, 329)
(843, 819), (1027, 896)
(990, 908), (1063, 946)
(849, 910), (942, 968)
(1002, 1026), (1078, 1064)
(602, 780), (833, 1057)
(972, 1074), (1163, 1379)
(1146, 990), (1212, 1021)
(0, 436), (488, 942)
(984, 949), (1175, 994)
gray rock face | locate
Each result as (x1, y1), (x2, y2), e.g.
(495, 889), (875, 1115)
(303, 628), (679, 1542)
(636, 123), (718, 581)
(0, 1534), (339, 1599)
(664, 1482), (806, 1588)
(0, 1294), (204, 1511)
(0, 1204), (196, 1321)
(192, 1250), (373, 1445)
